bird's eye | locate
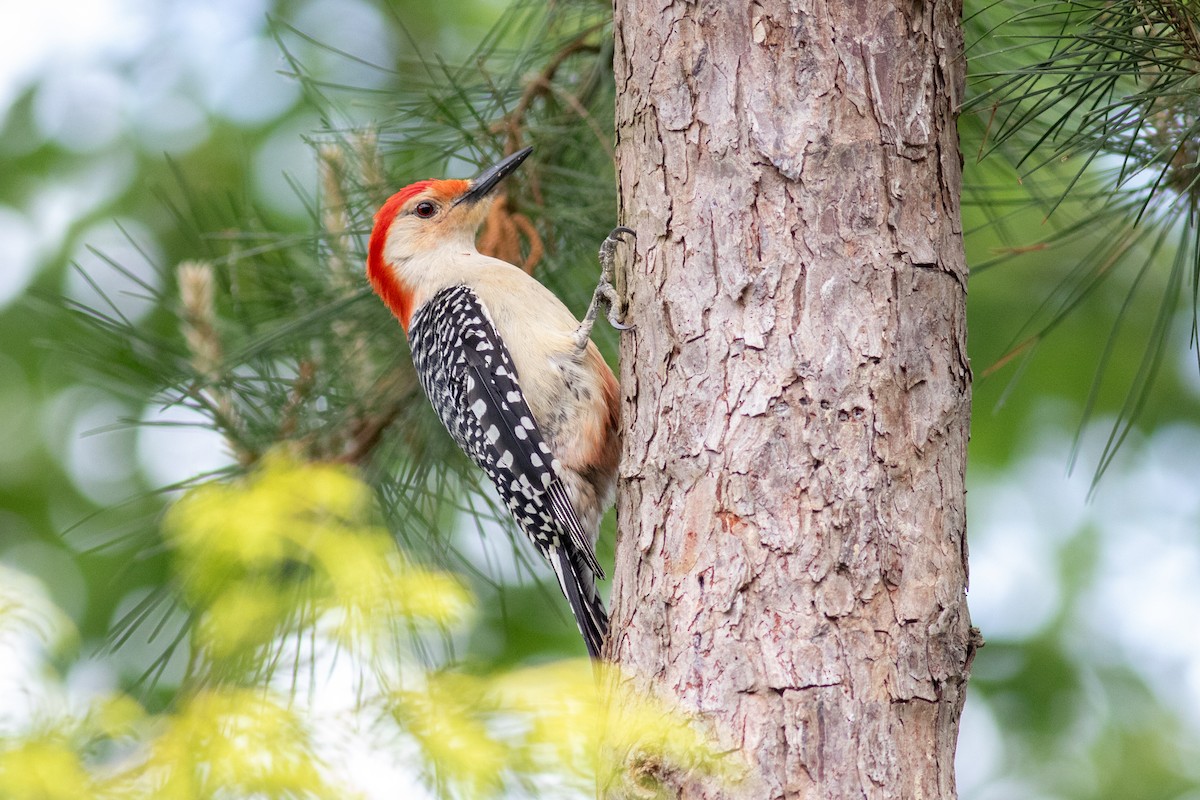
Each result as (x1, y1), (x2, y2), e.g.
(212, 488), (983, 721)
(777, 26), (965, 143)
(414, 201), (437, 219)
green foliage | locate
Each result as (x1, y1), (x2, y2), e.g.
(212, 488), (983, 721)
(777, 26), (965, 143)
(55, 0), (624, 670)
(1, 4), (685, 793)
(964, 0), (1200, 479)
(0, 738), (98, 800)
(392, 660), (741, 799)
(165, 453), (472, 675)
(144, 689), (336, 800)
(2, 1), (1198, 798)
(0, 457), (731, 799)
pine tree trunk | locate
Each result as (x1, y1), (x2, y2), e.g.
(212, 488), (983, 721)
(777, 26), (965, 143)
(609, 1), (973, 797)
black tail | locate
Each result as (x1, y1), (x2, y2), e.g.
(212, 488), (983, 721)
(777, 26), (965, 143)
(550, 547), (609, 659)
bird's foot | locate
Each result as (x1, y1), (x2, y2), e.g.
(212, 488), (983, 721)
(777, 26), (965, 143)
(598, 226), (635, 330)
(574, 227), (636, 353)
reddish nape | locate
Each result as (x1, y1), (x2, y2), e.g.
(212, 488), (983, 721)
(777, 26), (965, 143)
(366, 179), (469, 331)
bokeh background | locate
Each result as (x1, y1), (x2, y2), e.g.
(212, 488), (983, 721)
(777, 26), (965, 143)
(1, 1), (1198, 797)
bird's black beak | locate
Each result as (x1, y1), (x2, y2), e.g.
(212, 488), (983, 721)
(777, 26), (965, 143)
(454, 146), (533, 207)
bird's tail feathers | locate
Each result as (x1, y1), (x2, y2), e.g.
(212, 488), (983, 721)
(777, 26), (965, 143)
(549, 547), (609, 659)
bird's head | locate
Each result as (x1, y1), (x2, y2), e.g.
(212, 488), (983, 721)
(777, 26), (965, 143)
(367, 147), (532, 330)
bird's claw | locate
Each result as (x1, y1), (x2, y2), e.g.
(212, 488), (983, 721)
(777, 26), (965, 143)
(575, 227), (636, 353)
(606, 310), (632, 331)
(598, 227), (636, 331)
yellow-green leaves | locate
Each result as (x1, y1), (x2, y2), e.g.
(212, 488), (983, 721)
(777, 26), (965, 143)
(0, 691), (148, 800)
(164, 454), (470, 665)
(145, 689), (336, 800)
(0, 456), (734, 798)
(0, 738), (96, 800)
(0, 689), (341, 800)
(391, 672), (510, 797)
(385, 660), (738, 799)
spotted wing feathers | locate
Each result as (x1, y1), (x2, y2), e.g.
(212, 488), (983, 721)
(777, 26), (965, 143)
(408, 285), (604, 577)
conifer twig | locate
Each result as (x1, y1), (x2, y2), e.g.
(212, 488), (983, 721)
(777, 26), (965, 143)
(178, 261), (250, 464)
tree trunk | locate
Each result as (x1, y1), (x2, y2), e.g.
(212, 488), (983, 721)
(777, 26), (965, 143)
(609, 1), (973, 798)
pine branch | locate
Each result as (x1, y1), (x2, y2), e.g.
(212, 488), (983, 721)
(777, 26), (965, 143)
(963, 0), (1200, 476)
(62, 0), (622, 672)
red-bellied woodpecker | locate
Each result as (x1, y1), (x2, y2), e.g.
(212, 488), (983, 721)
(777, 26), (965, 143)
(365, 146), (631, 658)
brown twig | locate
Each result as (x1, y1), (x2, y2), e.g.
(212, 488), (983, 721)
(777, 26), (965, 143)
(492, 25), (607, 209)
(499, 24), (606, 156)
(336, 366), (420, 466)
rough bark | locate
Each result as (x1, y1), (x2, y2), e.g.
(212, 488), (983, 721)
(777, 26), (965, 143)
(609, 1), (973, 798)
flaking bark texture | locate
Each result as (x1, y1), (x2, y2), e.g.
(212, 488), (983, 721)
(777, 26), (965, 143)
(609, 1), (973, 798)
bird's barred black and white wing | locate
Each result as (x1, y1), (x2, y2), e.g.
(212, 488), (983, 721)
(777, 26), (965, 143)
(408, 285), (607, 656)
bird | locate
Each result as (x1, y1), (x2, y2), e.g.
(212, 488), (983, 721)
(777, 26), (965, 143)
(365, 146), (632, 658)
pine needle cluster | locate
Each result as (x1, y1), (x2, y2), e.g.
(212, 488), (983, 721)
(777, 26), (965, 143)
(963, 0), (1200, 478)
(62, 0), (622, 663)
(27, 1), (730, 795)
